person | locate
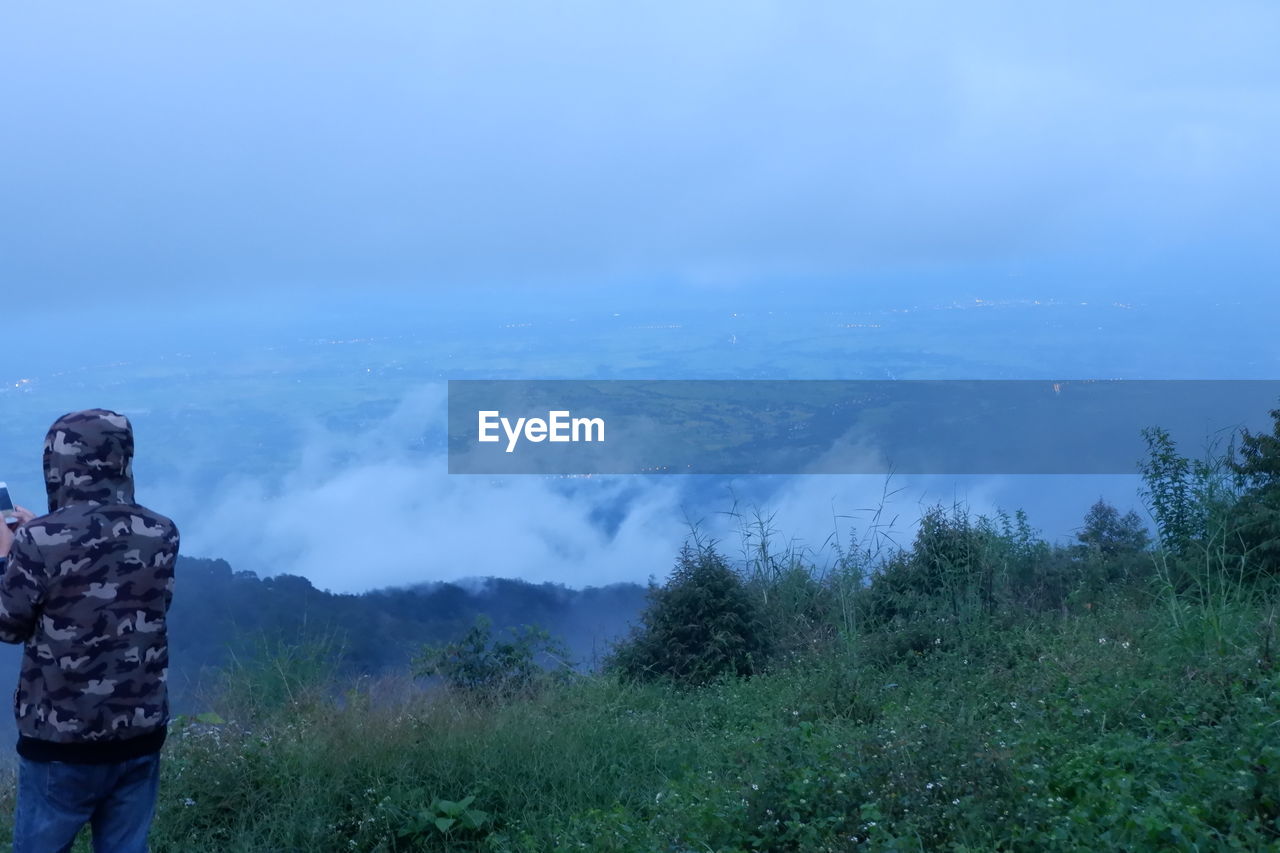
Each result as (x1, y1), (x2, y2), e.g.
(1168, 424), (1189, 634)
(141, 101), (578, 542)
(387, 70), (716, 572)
(0, 409), (179, 853)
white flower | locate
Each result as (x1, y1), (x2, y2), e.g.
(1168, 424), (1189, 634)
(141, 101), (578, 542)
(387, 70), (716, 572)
(1121, 641), (1131, 649)
(1009, 701), (1018, 709)
(183, 798), (196, 807)
(1098, 638), (1107, 645)
(952, 799), (960, 805)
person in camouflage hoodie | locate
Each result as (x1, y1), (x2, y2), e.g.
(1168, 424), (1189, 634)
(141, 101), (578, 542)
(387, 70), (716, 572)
(0, 409), (179, 853)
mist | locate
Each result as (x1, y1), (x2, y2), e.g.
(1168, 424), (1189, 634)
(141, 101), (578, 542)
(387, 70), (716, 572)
(3, 0), (1275, 590)
(144, 383), (1148, 594)
(5, 2), (1279, 309)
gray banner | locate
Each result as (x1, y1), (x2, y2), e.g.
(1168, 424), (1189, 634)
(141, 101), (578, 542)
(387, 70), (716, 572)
(447, 380), (1280, 475)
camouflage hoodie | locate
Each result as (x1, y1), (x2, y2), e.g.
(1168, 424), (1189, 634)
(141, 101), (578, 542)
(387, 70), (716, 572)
(0, 409), (179, 763)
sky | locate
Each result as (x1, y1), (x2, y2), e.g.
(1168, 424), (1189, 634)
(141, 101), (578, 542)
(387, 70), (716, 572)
(4, 3), (1280, 592)
(4, 1), (1280, 313)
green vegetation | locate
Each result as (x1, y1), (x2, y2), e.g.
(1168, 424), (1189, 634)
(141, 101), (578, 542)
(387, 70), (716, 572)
(607, 543), (770, 686)
(413, 616), (574, 703)
(2, 410), (1280, 850)
(158, 563), (648, 707)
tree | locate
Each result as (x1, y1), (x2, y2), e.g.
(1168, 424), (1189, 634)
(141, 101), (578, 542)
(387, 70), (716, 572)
(1070, 498), (1153, 600)
(1229, 406), (1280, 576)
(1076, 498), (1150, 559)
(1139, 427), (1201, 553)
(1231, 407), (1280, 494)
(412, 616), (572, 703)
(607, 544), (768, 686)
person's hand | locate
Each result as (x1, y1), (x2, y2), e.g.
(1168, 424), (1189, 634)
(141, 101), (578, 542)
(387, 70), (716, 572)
(1, 505), (35, 559)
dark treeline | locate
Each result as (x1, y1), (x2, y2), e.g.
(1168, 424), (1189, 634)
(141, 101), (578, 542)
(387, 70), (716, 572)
(0, 557), (647, 751)
(164, 559), (648, 707)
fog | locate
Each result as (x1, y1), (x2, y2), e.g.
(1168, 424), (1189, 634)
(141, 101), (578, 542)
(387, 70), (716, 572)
(5, 2), (1279, 310)
(139, 383), (1145, 593)
(3, 1), (1276, 591)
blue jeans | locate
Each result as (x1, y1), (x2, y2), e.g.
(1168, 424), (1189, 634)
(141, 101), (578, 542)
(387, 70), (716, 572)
(12, 753), (160, 853)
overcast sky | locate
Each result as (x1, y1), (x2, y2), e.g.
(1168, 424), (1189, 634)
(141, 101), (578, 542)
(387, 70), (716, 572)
(4, 5), (1278, 590)
(4, 1), (1279, 312)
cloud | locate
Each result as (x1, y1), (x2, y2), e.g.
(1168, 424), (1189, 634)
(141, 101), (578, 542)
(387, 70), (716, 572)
(174, 386), (694, 592)
(165, 384), (937, 591)
(4, 1), (1277, 303)
(163, 383), (1146, 593)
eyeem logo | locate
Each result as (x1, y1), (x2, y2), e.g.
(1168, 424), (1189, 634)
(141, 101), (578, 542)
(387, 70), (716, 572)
(477, 410), (606, 453)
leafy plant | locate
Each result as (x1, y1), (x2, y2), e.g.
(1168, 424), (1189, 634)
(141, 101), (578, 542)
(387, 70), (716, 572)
(1139, 426), (1202, 554)
(397, 792), (491, 843)
(412, 615), (572, 703)
(1229, 405), (1280, 579)
(607, 542), (769, 686)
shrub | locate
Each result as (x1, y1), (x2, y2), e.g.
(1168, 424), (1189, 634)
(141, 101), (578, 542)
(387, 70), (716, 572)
(863, 504), (1007, 633)
(1229, 405), (1280, 579)
(607, 543), (769, 686)
(412, 615), (572, 703)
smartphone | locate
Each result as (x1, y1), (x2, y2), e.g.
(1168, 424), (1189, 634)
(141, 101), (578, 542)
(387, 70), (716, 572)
(0, 482), (18, 525)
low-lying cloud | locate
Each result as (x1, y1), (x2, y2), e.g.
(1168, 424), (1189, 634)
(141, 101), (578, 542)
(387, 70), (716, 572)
(164, 385), (1147, 593)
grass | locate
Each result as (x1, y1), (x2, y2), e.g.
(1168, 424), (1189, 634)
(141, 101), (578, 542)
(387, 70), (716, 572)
(3, 590), (1276, 851)
(1, 490), (1278, 851)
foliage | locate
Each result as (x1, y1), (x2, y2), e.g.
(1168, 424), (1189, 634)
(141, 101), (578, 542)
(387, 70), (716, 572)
(607, 543), (769, 686)
(396, 793), (491, 844)
(15, 583), (1262, 852)
(6, 410), (1280, 851)
(1139, 426), (1240, 562)
(215, 632), (344, 723)
(1076, 498), (1150, 559)
(170, 711), (227, 727)
(862, 502), (1100, 638)
(731, 506), (838, 661)
(412, 615), (573, 703)
(1139, 417), (1280, 602)
(164, 558), (647, 710)
(1066, 498), (1153, 605)
(1139, 426), (1203, 553)
(1229, 405), (1280, 579)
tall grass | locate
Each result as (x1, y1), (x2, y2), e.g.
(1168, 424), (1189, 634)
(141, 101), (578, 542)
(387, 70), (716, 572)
(115, 585), (1274, 851)
(0, 494), (1277, 851)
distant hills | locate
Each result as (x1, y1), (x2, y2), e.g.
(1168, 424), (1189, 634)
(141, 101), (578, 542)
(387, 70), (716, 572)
(0, 557), (650, 756)
(163, 557), (649, 702)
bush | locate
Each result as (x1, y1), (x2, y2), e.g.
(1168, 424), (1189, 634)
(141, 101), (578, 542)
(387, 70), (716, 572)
(862, 504), (1009, 633)
(1230, 405), (1280, 580)
(412, 615), (572, 704)
(607, 543), (769, 686)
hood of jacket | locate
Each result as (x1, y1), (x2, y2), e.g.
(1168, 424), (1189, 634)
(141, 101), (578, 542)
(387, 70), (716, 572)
(43, 408), (136, 513)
